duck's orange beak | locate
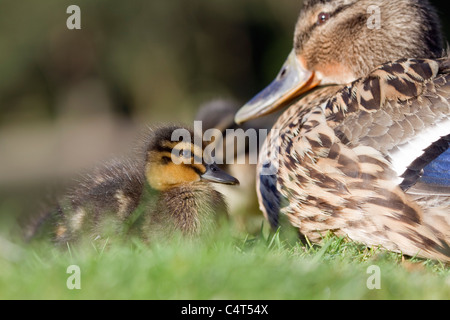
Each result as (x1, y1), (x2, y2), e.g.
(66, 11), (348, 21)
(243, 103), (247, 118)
(235, 49), (319, 124)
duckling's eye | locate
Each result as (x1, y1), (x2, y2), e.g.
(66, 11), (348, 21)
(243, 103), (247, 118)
(161, 156), (171, 164)
(180, 149), (192, 159)
(317, 12), (330, 25)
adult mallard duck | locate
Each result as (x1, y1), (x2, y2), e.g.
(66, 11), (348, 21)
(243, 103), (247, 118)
(27, 125), (239, 244)
(235, 0), (450, 261)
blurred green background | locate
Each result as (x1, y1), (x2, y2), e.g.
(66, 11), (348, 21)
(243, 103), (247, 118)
(0, 0), (448, 226)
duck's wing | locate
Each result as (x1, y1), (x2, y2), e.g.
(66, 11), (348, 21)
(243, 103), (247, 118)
(402, 135), (450, 197)
(257, 58), (450, 261)
(268, 101), (450, 262)
(328, 58), (450, 197)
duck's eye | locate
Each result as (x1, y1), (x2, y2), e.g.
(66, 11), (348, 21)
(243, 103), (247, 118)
(317, 12), (330, 25)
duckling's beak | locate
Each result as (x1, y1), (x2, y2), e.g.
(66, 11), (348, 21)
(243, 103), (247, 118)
(201, 164), (240, 186)
(235, 49), (319, 124)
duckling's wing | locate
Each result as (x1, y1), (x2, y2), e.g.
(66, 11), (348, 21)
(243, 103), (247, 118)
(69, 158), (145, 215)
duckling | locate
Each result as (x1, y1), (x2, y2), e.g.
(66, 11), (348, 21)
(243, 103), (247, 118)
(235, 0), (450, 261)
(29, 125), (239, 244)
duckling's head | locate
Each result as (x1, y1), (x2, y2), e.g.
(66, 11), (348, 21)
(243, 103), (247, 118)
(145, 125), (239, 191)
(235, 0), (445, 123)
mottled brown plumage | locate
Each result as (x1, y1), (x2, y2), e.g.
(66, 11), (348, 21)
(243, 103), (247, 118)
(235, 0), (450, 262)
(28, 125), (239, 244)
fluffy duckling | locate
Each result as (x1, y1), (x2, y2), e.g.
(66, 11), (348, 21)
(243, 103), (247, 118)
(29, 125), (239, 244)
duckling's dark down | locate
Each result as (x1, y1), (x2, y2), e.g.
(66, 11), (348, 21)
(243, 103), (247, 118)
(28, 125), (239, 244)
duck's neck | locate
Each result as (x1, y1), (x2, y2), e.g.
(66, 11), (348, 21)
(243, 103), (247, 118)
(273, 85), (342, 130)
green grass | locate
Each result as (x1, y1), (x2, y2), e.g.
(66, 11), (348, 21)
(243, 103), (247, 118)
(0, 221), (449, 300)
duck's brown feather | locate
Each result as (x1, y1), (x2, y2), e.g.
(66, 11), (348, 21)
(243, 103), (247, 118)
(260, 58), (450, 261)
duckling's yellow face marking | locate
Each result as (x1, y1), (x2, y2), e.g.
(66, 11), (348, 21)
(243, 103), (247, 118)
(145, 141), (207, 191)
(145, 126), (239, 189)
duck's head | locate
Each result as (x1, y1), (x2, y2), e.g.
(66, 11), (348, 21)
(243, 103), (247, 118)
(235, 0), (444, 124)
(145, 125), (239, 191)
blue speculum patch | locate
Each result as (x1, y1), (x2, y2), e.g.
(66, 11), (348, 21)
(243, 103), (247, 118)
(422, 148), (450, 186)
